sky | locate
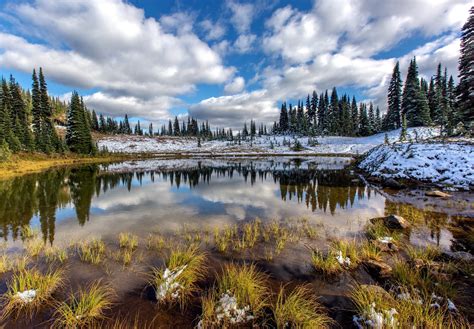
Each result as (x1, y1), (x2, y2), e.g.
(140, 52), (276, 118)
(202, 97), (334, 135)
(0, 0), (471, 129)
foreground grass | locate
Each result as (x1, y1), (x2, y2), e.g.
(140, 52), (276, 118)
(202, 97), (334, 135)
(149, 245), (207, 309)
(1, 267), (64, 320)
(200, 263), (269, 327)
(273, 285), (332, 328)
(53, 281), (114, 328)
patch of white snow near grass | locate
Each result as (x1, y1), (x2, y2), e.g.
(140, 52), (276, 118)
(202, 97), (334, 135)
(97, 127), (439, 156)
(16, 289), (36, 303)
(155, 265), (187, 302)
(359, 142), (474, 190)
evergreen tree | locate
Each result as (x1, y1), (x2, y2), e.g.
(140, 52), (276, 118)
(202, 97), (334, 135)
(368, 102), (375, 134)
(91, 110), (99, 131)
(65, 91), (93, 154)
(402, 58), (431, 127)
(359, 103), (370, 136)
(351, 96), (359, 136)
(31, 69), (42, 150)
(149, 122), (153, 136)
(173, 116), (180, 136)
(279, 102), (288, 132)
(386, 62), (403, 130)
(457, 6), (474, 129)
(39, 68), (62, 153)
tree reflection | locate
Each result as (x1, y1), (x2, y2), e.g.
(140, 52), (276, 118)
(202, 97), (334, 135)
(0, 160), (462, 245)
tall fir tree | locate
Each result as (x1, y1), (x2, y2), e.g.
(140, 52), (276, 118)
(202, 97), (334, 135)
(31, 69), (42, 150)
(66, 91), (93, 154)
(387, 61), (402, 130)
(402, 58), (431, 127)
(457, 6), (474, 130)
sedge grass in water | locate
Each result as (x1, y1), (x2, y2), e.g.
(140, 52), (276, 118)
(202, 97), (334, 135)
(0, 267), (64, 320)
(79, 238), (106, 265)
(273, 285), (332, 328)
(149, 245), (206, 309)
(53, 281), (114, 328)
(200, 263), (269, 327)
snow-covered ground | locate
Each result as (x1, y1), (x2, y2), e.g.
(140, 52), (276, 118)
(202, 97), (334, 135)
(97, 127), (439, 156)
(359, 142), (474, 190)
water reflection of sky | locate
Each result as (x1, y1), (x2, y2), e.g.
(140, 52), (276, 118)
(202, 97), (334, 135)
(47, 161), (386, 245)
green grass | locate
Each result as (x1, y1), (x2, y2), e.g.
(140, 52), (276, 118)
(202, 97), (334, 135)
(146, 233), (165, 251)
(406, 245), (441, 263)
(44, 246), (69, 264)
(24, 238), (44, 258)
(118, 232), (138, 251)
(149, 245), (206, 309)
(79, 238), (106, 265)
(1, 267), (64, 320)
(351, 284), (469, 328)
(53, 281), (114, 328)
(359, 240), (382, 261)
(0, 254), (10, 273)
(365, 221), (400, 241)
(200, 263), (269, 327)
(273, 285), (332, 328)
(216, 263), (269, 317)
(331, 240), (361, 268)
(310, 250), (342, 276)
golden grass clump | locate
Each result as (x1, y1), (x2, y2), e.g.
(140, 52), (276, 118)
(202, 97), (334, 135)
(118, 232), (138, 251)
(24, 238), (44, 258)
(149, 245), (206, 309)
(0, 254), (10, 273)
(310, 250), (342, 276)
(44, 246), (69, 264)
(79, 238), (106, 265)
(273, 285), (332, 328)
(199, 263), (269, 327)
(1, 267), (64, 320)
(53, 281), (114, 328)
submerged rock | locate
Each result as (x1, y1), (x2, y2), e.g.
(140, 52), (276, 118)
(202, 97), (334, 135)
(443, 251), (474, 262)
(425, 190), (452, 198)
(382, 178), (404, 189)
(363, 260), (392, 280)
(370, 215), (411, 230)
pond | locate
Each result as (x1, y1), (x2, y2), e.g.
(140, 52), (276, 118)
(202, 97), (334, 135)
(0, 157), (473, 328)
(1, 157), (470, 251)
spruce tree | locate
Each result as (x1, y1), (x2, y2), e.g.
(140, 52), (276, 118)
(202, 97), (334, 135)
(457, 6), (474, 129)
(387, 62), (402, 129)
(402, 58), (430, 127)
(359, 103), (370, 136)
(351, 96), (359, 136)
(39, 68), (62, 153)
(31, 69), (42, 150)
(66, 91), (93, 154)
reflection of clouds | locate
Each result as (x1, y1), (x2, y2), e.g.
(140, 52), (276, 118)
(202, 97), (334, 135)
(52, 165), (387, 245)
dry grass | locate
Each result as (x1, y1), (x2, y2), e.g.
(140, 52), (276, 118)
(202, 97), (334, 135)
(24, 238), (44, 258)
(53, 281), (114, 328)
(79, 238), (106, 265)
(1, 267), (64, 320)
(149, 245), (206, 309)
(200, 263), (269, 327)
(273, 285), (332, 328)
(118, 232), (138, 251)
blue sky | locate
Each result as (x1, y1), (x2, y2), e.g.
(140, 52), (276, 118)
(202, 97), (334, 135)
(0, 0), (470, 128)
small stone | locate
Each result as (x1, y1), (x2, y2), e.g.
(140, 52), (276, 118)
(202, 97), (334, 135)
(363, 260), (392, 279)
(371, 215), (411, 230)
(443, 251), (474, 262)
(382, 178), (404, 189)
(426, 190), (452, 198)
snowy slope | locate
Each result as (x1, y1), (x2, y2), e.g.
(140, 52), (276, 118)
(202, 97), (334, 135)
(97, 127), (439, 156)
(359, 142), (474, 190)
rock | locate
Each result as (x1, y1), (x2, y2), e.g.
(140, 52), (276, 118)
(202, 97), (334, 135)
(426, 190), (452, 198)
(443, 251), (474, 262)
(371, 215), (411, 230)
(363, 260), (392, 280)
(382, 178), (404, 189)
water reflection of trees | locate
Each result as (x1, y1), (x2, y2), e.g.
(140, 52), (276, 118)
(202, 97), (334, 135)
(6, 162), (458, 245)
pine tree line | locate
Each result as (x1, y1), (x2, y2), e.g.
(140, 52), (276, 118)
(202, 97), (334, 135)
(273, 87), (382, 137)
(0, 69), (94, 157)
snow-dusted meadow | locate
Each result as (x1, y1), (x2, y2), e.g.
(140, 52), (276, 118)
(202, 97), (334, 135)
(359, 142), (474, 190)
(97, 127), (440, 156)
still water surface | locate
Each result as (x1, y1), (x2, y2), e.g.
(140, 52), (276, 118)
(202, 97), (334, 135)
(0, 157), (466, 250)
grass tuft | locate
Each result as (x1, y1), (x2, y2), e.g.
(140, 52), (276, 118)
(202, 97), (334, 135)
(273, 285), (332, 328)
(53, 281), (114, 328)
(149, 245), (206, 309)
(118, 232), (138, 251)
(79, 238), (106, 265)
(1, 267), (64, 320)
